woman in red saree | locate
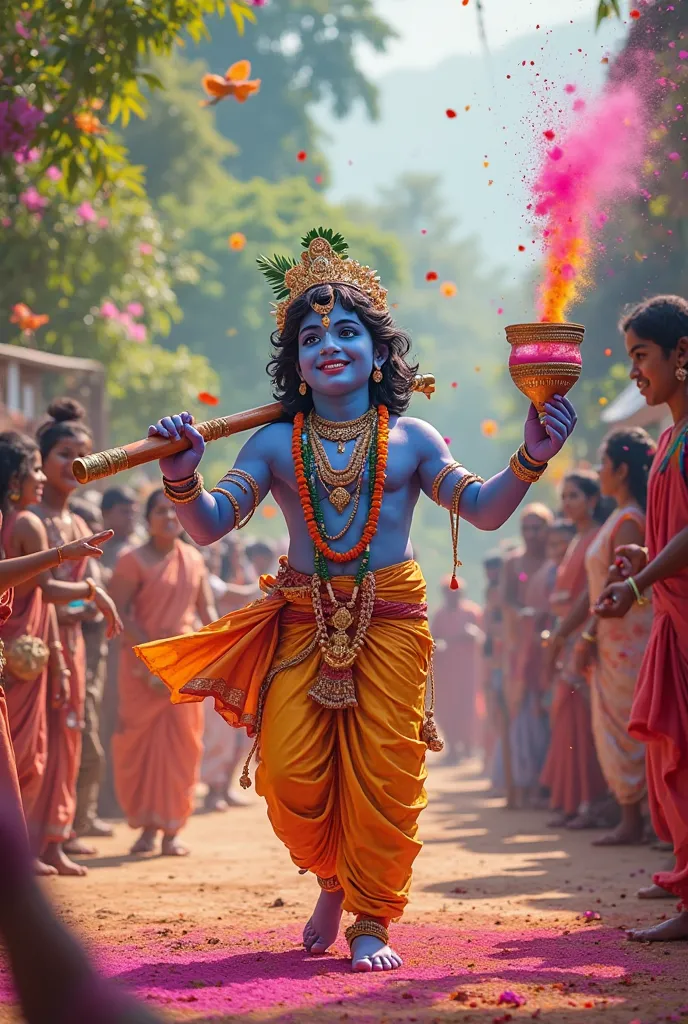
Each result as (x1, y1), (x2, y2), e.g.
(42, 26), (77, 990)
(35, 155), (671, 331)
(541, 471), (607, 826)
(596, 295), (688, 940)
(30, 402), (121, 876)
(110, 489), (215, 856)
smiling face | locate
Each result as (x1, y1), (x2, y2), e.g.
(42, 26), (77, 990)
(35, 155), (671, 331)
(297, 300), (385, 398)
(18, 449), (46, 508)
(42, 430), (91, 497)
(560, 479), (597, 525)
(625, 326), (688, 407)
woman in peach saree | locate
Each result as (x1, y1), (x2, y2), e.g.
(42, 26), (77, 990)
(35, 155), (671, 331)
(110, 489), (216, 856)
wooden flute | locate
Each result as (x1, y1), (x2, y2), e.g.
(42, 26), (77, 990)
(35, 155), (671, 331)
(72, 373), (436, 484)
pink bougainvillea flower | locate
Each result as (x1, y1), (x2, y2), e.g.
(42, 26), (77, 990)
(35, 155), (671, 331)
(45, 165), (62, 181)
(100, 301), (119, 320)
(97, 216), (109, 228)
(668, 151), (681, 161)
(14, 19), (30, 39)
(14, 146), (40, 164)
(76, 201), (97, 222)
(128, 322), (147, 343)
(126, 302), (144, 317)
(1, 217), (11, 228)
(138, 242), (153, 255)
(19, 186), (48, 213)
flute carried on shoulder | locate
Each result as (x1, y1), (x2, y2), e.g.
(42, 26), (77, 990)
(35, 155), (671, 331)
(72, 373), (436, 485)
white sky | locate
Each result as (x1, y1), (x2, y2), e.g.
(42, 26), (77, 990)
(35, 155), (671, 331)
(358, 0), (623, 76)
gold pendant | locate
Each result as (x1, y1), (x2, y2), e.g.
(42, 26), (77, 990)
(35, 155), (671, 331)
(321, 314), (330, 328)
(337, 441), (345, 454)
(331, 606), (354, 631)
(329, 486), (351, 514)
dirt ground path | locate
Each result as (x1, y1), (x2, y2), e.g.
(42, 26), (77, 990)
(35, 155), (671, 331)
(2, 760), (687, 1023)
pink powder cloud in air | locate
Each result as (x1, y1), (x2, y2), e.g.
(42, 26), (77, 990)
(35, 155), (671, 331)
(532, 83), (647, 322)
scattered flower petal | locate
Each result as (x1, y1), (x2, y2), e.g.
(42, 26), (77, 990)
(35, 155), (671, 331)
(198, 391), (220, 406)
(440, 282), (457, 297)
(481, 419), (499, 437)
(228, 231), (246, 251)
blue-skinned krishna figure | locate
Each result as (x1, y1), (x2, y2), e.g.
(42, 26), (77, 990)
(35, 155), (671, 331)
(136, 229), (576, 971)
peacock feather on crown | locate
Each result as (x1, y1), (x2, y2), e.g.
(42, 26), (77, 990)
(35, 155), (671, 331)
(257, 227), (388, 334)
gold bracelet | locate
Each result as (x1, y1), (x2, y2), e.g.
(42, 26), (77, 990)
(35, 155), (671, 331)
(626, 576), (650, 606)
(163, 474), (204, 504)
(56, 545), (64, 565)
(162, 473), (197, 488)
(448, 473), (484, 587)
(84, 577), (97, 601)
(509, 451), (545, 484)
(520, 443), (548, 467)
(431, 461), (462, 505)
(210, 486), (242, 528)
(581, 631), (597, 644)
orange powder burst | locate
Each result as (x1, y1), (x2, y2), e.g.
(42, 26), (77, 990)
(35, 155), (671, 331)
(440, 282), (457, 298)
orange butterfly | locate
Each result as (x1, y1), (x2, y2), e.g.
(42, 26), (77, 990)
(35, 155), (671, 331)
(10, 303), (49, 333)
(201, 60), (261, 106)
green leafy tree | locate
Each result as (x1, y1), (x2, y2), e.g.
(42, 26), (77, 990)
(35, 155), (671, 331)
(0, 0), (255, 192)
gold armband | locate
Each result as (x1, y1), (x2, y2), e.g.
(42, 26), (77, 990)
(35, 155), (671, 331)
(216, 469), (260, 528)
(431, 461), (462, 505)
(210, 486), (242, 528)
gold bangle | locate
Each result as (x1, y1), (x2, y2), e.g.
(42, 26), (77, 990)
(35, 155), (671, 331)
(521, 443), (548, 467)
(449, 473), (483, 586)
(431, 461), (462, 505)
(85, 577), (97, 601)
(509, 451), (545, 484)
(163, 474), (204, 504)
(626, 576), (650, 606)
(581, 632), (597, 644)
(162, 473), (197, 488)
(56, 545), (64, 565)
(210, 486), (242, 528)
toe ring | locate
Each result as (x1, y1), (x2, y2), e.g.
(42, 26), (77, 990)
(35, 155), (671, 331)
(345, 920), (389, 950)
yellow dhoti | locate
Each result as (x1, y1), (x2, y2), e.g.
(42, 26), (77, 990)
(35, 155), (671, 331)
(135, 559), (433, 922)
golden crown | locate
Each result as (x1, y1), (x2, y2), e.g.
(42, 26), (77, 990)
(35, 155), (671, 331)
(257, 228), (388, 334)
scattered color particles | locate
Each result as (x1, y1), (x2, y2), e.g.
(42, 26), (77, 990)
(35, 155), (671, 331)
(533, 84), (647, 322)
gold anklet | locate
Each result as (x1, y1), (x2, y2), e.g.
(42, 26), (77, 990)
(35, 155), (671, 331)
(345, 920), (389, 949)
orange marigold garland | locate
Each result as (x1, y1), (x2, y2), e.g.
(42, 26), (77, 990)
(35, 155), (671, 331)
(292, 405), (389, 564)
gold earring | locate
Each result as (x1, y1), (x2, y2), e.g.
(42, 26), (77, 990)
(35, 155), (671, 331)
(676, 365), (688, 382)
(372, 367), (383, 384)
(299, 381), (308, 396)
(8, 491), (20, 503)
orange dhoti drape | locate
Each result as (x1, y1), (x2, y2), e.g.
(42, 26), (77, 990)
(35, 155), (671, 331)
(112, 542), (206, 833)
(136, 559), (433, 922)
(629, 428), (688, 904)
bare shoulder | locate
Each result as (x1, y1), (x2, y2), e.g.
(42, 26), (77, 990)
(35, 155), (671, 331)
(14, 509), (49, 546)
(248, 421), (293, 449)
(393, 416), (445, 451)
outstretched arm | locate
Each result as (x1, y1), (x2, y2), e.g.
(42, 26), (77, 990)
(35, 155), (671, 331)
(148, 412), (274, 546)
(417, 396), (576, 530)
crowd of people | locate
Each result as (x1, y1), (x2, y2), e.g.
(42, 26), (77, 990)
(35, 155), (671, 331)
(0, 398), (280, 876)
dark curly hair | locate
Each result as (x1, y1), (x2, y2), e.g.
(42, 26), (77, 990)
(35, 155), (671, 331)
(619, 294), (688, 355)
(36, 398), (92, 461)
(601, 426), (656, 510)
(0, 431), (39, 514)
(267, 283), (419, 418)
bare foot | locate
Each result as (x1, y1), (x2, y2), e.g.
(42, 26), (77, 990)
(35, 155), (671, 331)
(204, 795), (229, 813)
(83, 818), (114, 838)
(63, 837), (98, 856)
(130, 828), (158, 855)
(42, 843), (88, 877)
(351, 934), (403, 972)
(628, 911), (688, 942)
(33, 859), (57, 877)
(225, 788), (250, 807)
(548, 813), (573, 828)
(161, 834), (190, 857)
(593, 825), (645, 847)
(303, 888), (344, 954)
(637, 883), (673, 899)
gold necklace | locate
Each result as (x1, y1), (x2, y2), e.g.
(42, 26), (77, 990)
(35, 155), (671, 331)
(319, 467), (365, 538)
(307, 414), (372, 513)
(311, 408), (375, 454)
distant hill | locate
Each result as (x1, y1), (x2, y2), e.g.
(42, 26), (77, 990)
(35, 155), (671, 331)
(316, 18), (627, 278)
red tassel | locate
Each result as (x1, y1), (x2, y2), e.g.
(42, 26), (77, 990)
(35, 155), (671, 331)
(450, 575), (459, 590)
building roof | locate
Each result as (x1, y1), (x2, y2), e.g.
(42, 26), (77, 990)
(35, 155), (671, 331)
(601, 382), (668, 427)
(0, 343), (103, 375)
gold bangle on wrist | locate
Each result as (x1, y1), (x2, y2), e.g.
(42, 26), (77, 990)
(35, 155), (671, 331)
(56, 545), (64, 565)
(626, 576), (650, 606)
(581, 631), (597, 645)
(509, 451), (545, 484)
(432, 461), (462, 505)
(85, 577), (97, 601)
(163, 473), (204, 504)
(521, 443), (548, 467)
